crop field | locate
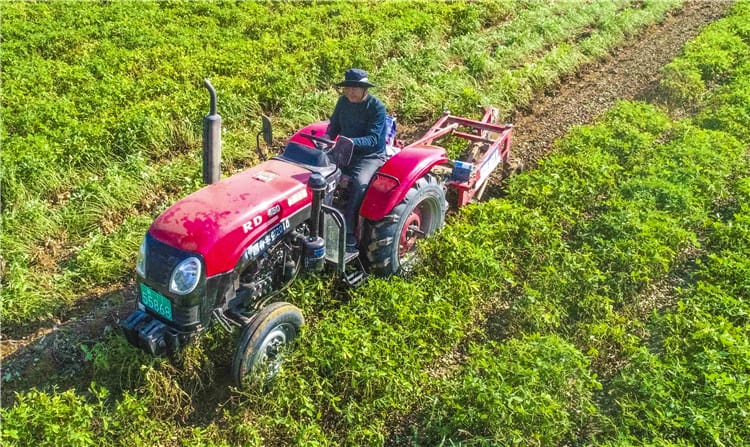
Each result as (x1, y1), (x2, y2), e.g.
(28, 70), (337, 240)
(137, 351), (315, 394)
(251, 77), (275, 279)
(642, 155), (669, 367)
(2, 0), (682, 326)
(2, 0), (749, 446)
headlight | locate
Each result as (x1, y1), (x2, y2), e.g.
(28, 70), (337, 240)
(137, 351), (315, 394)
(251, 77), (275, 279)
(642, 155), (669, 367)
(136, 238), (147, 277)
(169, 257), (202, 294)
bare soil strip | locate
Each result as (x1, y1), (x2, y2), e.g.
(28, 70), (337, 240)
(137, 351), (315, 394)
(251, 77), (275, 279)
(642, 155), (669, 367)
(497, 0), (731, 174)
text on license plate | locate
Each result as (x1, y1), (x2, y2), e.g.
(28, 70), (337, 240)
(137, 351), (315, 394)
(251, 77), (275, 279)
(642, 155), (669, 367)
(140, 283), (173, 321)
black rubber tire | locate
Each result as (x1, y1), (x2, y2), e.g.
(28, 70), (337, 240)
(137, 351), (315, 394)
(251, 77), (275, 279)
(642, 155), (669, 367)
(231, 302), (304, 388)
(364, 174), (447, 276)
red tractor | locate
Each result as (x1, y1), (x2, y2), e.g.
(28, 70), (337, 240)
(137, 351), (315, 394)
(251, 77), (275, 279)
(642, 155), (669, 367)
(122, 80), (513, 386)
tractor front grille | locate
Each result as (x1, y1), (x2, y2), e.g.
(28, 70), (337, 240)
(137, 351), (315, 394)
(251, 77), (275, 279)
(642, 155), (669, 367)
(140, 233), (205, 331)
(145, 234), (189, 286)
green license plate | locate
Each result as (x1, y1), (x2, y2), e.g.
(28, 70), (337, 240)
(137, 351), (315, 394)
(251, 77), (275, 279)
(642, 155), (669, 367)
(140, 283), (173, 321)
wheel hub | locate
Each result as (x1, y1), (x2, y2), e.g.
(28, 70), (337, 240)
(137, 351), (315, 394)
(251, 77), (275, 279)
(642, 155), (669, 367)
(256, 324), (290, 376)
(399, 207), (424, 256)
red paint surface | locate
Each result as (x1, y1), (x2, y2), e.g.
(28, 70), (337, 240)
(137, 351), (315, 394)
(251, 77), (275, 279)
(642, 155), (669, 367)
(359, 146), (448, 221)
(288, 121), (331, 147)
(149, 159), (312, 276)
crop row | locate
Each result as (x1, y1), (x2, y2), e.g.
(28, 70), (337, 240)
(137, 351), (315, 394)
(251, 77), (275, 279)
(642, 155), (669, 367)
(1, 0), (683, 326)
(4, 2), (746, 445)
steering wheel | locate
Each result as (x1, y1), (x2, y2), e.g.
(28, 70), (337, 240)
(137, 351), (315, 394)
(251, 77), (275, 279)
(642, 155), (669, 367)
(299, 133), (335, 150)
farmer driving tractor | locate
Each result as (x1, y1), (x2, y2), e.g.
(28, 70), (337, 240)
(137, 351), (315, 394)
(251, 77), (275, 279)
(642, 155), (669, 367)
(122, 68), (513, 388)
(322, 68), (388, 254)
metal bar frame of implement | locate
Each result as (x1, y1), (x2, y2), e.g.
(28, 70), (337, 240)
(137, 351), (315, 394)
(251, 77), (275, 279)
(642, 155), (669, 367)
(407, 109), (513, 207)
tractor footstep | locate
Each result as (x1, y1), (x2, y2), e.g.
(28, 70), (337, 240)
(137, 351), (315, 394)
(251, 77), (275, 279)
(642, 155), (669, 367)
(343, 255), (367, 287)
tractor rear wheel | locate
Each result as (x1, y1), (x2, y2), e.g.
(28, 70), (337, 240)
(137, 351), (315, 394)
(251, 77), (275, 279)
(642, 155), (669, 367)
(364, 174), (447, 276)
(231, 302), (304, 388)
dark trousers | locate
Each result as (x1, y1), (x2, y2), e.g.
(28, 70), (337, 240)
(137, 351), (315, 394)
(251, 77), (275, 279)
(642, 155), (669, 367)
(342, 152), (387, 242)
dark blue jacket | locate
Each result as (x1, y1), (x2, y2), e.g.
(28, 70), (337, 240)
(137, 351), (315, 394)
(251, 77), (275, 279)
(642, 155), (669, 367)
(325, 94), (387, 158)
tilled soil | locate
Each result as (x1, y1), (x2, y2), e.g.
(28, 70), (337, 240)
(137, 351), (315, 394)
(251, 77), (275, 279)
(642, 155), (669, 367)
(497, 0), (731, 175)
(0, 0), (732, 408)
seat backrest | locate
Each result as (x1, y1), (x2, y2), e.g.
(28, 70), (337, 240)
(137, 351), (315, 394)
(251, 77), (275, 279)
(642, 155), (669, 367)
(385, 115), (397, 147)
(385, 114), (400, 157)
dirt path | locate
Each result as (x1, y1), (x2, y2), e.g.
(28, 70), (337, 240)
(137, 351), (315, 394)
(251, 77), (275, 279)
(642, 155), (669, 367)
(1, 285), (137, 405)
(496, 0), (730, 174)
(0, 0), (732, 407)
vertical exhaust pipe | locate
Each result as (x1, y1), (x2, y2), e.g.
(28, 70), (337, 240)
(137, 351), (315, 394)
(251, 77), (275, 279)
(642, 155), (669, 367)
(308, 173), (327, 238)
(202, 79), (222, 185)
(303, 172), (327, 272)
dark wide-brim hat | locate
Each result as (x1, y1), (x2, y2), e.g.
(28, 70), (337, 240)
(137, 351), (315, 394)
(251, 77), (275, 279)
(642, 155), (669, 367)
(335, 68), (376, 88)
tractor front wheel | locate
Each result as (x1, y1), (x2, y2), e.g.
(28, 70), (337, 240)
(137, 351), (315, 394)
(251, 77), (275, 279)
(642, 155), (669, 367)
(231, 302), (304, 388)
(364, 174), (447, 276)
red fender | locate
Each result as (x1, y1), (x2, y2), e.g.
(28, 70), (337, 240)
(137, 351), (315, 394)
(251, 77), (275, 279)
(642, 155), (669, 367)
(359, 146), (449, 221)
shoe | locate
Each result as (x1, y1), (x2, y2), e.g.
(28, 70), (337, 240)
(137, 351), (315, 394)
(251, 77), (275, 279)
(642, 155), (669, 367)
(346, 244), (359, 254)
(345, 233), (358, 254)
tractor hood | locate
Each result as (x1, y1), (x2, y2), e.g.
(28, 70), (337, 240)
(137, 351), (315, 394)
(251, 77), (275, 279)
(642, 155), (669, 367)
(149, 159), (313, 276)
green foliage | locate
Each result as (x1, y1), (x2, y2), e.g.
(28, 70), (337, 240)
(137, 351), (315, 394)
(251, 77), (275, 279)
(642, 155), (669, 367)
(681, 22), (748, 83)
(2, 386), (104, 447)
(660, 59), (706, 107)
(559, 101), (672, 171)
(698, 64), (750, 143)
(83, 334), (153, 394)
(0, 383), (225, 446)
(234, 273), (486, 445)
(506, 148), (622, 226)
(8, 1), (750, 447)
(427, 201), (557, 285)
(609, 239), (750, 445)
(416, 335), (601, 446)
(659, 4), (750, 107)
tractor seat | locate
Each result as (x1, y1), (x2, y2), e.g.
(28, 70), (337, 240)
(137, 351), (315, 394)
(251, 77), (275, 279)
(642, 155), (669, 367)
(274, 141), (337, 177)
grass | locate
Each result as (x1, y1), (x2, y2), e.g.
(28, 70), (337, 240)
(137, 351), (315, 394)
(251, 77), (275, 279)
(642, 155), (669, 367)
(2, 0), (682, 326)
